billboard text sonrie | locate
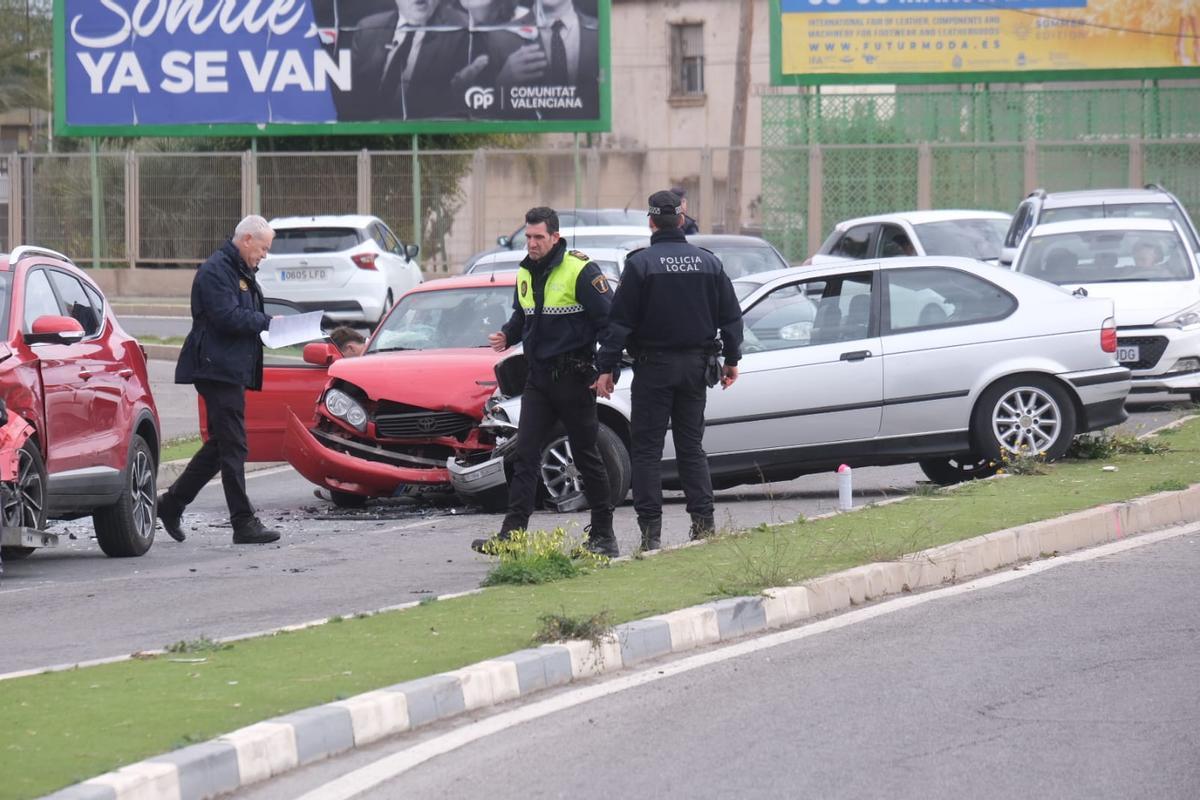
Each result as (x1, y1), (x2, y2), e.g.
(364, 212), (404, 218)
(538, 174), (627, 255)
(57, 0), (609, 136)
(772, 0), (1200, 85)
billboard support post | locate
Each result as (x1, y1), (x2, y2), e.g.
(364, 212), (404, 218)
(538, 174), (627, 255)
(357, 150), (371, 216)
(411, 135), (421, 257)
(7, 153), (21, 250)
(125, 151), (138, 268)
(89, 138), (101, 268)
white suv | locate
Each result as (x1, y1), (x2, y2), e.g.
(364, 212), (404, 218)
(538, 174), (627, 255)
(1000, 184), (1200, 265)
(257, 215), (423, 325)
(1012, 217), (1200, 401)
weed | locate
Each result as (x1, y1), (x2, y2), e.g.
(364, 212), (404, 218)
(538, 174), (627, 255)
(418, 596), (438, 606)
(532, 609), (613, 646)
(996, 447), (1048, 476)
(165, 636), (231, 655)
(1148, 479), (1188, 492)
(910, 482), (942, 497)
(481, 527), (606, 587)
(712, 525), (804, 597)
(1067, 431), (1169, 459)
(328, 615), (344, 624)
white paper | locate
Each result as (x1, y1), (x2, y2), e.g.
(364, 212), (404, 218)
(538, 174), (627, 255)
(260, 311), (326, 349)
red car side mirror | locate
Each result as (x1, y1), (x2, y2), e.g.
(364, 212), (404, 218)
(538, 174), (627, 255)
(25, 315), (85, 345)
(303, 341), (341, 366)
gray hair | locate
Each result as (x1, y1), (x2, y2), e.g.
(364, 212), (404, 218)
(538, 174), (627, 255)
(234, 214), (272, 241)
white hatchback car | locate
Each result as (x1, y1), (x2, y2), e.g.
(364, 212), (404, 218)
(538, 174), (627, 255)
(811, 210), (1011, 266)
(1011, 217), (1200, 402)
(257, 215), (423, 325)
(464, 247), (625, 283)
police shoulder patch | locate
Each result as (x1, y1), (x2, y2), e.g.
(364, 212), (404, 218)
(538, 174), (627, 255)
(591, 274), (610, 294)
(238, 278), (249, 291)
(569, 249), (590, 261)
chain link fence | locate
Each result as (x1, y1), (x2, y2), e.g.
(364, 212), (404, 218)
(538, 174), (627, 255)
(5, 84), (1198, 272)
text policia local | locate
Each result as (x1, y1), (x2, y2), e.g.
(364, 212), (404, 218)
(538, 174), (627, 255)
(70, 1), (347, 95)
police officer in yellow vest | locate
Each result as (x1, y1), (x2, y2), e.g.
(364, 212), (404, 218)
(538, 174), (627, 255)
(472, 206), (618, 557)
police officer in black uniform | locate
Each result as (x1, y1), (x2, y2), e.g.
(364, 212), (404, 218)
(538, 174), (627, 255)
(156, 215), (281, 545)
(471, 206), (618, 557)
(594, 191), (743, 550)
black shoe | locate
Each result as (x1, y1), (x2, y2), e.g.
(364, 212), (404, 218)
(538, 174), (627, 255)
(638, 517), (662, 551)
(157, 495), (185, 542)
(689, 514), (716, 541)
(583, 510), (618, 559)
(232, 517), (281, 545)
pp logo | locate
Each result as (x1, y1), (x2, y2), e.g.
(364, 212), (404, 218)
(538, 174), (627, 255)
(464, 86), (495, 111)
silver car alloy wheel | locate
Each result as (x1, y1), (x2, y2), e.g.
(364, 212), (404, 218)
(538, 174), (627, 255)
(540, 436), (583, 500)
(130, 447), (156, 541)
(7, 447), (44, 528)
(991, 386), (1062, 456)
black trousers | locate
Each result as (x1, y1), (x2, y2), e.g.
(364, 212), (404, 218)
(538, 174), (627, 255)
(630, 351), (713, 521)
(503, 370), (610, 530)
(164, 379), (254, 524)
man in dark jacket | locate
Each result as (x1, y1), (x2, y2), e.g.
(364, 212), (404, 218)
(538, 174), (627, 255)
(157, 216), (280, 545)
(471, 206), (617, 557)
(594, 190), (743, 551)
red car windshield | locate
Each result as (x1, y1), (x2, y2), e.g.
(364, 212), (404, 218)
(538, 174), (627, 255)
(370, 285), (514, 352)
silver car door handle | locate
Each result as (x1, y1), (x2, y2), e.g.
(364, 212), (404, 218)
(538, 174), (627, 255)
(840, 350), (872, 362)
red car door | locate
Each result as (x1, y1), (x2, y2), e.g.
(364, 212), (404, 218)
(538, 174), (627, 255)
(20, 268), (94, 474)
(199, 356), (331, 462)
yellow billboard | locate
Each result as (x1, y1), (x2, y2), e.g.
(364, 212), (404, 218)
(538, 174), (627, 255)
(772, 0), (1200, 85)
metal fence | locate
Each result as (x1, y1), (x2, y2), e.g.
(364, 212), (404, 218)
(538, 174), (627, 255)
(3, 87), (1199, 270)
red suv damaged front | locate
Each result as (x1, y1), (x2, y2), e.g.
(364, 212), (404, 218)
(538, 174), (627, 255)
(242, 274), (516, 507)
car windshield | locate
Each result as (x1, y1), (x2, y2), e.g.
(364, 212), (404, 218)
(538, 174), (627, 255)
(708, 245), (788, 279)
(913, 219), (1009, 261)
(370, 286), (514, 351)
(732, 277), (769, 301)
(1041, 202), (1199, 246)
(271, 227), (360, 254)
(1016, 229), (1194, 284)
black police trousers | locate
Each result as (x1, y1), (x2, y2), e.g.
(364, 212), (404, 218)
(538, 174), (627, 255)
(630, 350), (714, 522)
(164, 379), (255, 524)
(502, 370), (611, 531)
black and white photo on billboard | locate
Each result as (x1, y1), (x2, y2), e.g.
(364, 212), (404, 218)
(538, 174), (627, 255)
(325, 0), (602, 123)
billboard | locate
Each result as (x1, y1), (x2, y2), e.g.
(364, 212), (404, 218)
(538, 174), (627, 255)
(55, 0), (610, 137)
(771, 0), (1200, 85)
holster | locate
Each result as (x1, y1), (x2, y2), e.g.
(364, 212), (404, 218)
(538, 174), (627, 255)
(704, 353), (722, 388)
(550, 351), (596, 382)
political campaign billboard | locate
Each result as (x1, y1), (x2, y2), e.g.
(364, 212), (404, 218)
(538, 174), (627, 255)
(771, 0), (1200, 85)
(55, 0), (609, 136)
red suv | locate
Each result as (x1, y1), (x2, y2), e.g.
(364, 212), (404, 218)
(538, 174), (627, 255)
(0, 247), (161, 559)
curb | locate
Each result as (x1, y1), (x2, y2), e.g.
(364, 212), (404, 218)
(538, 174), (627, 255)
(42, 485), (1200, 800)
(142, 343), (182, 362)
(155, 459), (286, 489)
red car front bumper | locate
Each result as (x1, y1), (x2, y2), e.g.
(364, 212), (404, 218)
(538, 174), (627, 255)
(281, 410), (452, 497)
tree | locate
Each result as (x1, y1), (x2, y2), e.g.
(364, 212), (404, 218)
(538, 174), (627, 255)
(0, 0), (52, 116)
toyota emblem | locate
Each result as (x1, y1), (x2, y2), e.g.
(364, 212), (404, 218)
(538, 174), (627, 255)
(417, 417), (436, 433)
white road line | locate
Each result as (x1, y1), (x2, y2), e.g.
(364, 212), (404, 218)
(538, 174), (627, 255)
(296, 523), (1199, 800)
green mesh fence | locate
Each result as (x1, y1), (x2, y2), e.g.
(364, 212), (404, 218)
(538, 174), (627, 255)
(762, 86), (1200, 261)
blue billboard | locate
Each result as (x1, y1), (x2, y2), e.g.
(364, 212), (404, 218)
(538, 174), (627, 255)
(56, 0), (611, 136)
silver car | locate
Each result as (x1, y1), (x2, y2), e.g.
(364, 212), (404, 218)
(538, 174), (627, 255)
(449, 257), (1130, 500)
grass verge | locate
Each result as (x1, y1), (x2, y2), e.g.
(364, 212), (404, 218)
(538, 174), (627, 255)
(160, 436), (203, 464)
(3, 420), (1198, 799)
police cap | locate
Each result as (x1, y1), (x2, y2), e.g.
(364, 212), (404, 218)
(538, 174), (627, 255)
(648, 190), (682, 217)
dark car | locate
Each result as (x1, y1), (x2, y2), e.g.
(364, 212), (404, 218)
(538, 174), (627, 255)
(464, 208), (649, 271)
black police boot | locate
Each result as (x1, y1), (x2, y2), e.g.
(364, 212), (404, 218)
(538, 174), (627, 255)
(471, 514), (526, 554)
(638, 517), (662, 551)
(689, 514), (716, 541)
(157, 493), (186, 542)
(583, 509), (618, 558)
(232, 516), (281, 545)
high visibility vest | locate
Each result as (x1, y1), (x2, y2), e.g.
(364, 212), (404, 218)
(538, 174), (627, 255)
(516, 252), (589, 316)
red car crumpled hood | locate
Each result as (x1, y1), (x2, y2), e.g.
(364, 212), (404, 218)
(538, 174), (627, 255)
(327, 348), (503, 417)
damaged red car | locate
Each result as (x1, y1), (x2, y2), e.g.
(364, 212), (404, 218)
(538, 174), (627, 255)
(240, 274), (516, 507)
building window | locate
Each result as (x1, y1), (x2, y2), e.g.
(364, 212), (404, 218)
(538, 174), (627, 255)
(671, 23), (704, 97)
